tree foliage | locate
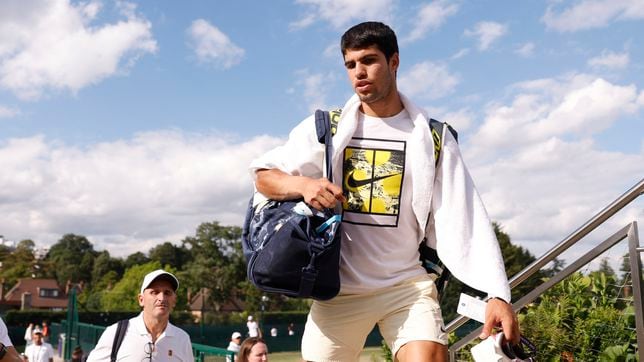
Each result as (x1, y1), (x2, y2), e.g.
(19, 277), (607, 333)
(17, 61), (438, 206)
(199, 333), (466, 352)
(519, 271), (636, 360)
(45, 234), (97, 284)
(124, 252), (150, 269)
(149, 242), (190, 271)
(0, 239), (37, 286)
(101, 261), (167, 311)
(178, 222), (246, 311)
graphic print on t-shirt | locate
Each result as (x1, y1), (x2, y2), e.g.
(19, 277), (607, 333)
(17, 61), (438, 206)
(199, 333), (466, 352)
(342, 137), (405, 227)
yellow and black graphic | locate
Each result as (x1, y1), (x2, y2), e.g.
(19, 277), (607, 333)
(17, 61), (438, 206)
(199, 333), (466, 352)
(431, 126), (441, 164)
(342, 139), (405, 227)
(329, 109), (342, 136)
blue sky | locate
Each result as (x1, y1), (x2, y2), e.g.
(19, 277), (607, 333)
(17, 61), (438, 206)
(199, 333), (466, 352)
(0, 0), (642, 270)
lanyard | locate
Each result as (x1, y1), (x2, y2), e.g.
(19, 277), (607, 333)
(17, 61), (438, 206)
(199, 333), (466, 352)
(30, 345), (44, 362)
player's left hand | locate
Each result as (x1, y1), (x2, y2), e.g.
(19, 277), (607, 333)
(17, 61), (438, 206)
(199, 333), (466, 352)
(479, 298), (520, 344)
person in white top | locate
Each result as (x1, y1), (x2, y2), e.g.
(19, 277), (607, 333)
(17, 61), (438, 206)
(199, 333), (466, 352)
(227, 332), (242, 353)
(226, 332), (242, 361)
(86, 269), (194, 361)
(246, 316), (259, 338)
(23, 323), (33, 346)
(23, 329), (54, 362)
(0, 317), (22, 362)
(250, 21), (519, 361)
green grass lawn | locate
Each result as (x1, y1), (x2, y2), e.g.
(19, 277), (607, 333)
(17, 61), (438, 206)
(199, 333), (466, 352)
(267, 347), (385, 362)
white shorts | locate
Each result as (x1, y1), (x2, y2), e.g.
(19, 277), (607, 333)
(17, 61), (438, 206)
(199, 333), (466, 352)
(301, 274), (447, 362)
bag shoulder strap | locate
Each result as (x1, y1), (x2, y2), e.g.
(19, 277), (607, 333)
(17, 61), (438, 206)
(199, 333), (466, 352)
(317, 108), (458, 162)
(314, 109), (458, 176)
(425, 118), (457, 299)
(110, 319), (129, 362)
(429, 118), (458, 167)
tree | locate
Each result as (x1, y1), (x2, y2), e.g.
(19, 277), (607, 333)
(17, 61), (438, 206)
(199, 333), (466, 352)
(179, 222), (246, 311)
(45, 234), (97, 284)
(0, 239), (37, 286)
(596, 257), (616, 278)
(124, 252), (150, 269)
(79, 270), (121, 311)
(149, 242), (189, 271)
(91, 251), (124, 285)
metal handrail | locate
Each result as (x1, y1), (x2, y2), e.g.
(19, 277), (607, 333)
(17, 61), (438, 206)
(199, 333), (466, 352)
(508, 178), (643, 289)
(445, 178), (643, 334)
(447, 178), (644, 360)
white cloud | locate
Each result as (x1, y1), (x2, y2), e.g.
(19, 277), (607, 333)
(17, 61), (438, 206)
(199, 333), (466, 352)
(515, 42), (535, 57)
(451, 48), (470, 60)
(398, 61), (460, 100)
(474, 137), (643, 254)
(468, 74), (642, 158)
(460, 73), (644, 258)
(290, 69), (338, 112)
(291, 0), (396, 30)
(0, 131), (284, 256)
(187, 19), (245, 69)
(464, 21), (508, 51)
(402, 0), (459, 43)
(425, 106), (474, 131)
(323, 42), (339, 58)
(542, 0), (644, 32)
(588, 50), (630, 69)
(0, 105), (19, 118)
(0, 0), (157, 100)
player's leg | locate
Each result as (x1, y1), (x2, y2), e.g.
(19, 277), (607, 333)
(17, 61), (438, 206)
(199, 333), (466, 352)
(378, 274), (448, 362)
(301, 293), (379, 362)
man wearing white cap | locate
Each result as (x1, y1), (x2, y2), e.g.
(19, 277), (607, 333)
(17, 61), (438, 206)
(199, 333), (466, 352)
(226, 332), (242, 361)
(87, 269), (194, 361)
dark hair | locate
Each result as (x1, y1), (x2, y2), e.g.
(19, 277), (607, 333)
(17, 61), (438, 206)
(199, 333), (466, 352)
(238, 337), (267, 361)
(341, 21), (399, 61)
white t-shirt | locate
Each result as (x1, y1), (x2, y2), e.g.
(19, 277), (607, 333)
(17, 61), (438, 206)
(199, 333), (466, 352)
(86, 313), (194, 361)
(226, 341), (240, 353)
(339, 110), (425, 293)
(0, 317), (13, 346)
(226, 341), (240, 362)
(24, 343), (54, 362)
(24, 325), (33, 344)
(246, 321), (259, 337)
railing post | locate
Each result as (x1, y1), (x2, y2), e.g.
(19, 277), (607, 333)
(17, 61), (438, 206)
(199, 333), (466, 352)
(627, 222), (643, 361)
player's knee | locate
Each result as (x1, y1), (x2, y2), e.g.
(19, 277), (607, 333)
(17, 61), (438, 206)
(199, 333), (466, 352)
(395, 340), (447, 362)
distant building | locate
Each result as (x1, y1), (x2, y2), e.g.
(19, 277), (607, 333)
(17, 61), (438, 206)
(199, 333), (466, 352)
(188, 288), (245, 321)
(0, 278), (80, 311)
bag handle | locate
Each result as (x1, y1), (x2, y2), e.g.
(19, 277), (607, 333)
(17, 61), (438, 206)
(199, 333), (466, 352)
(314, 110), (333, 183)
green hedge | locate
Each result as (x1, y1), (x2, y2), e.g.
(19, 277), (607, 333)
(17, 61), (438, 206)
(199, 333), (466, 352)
(2, 309), (308, 327)
(2, 310), (194, 327)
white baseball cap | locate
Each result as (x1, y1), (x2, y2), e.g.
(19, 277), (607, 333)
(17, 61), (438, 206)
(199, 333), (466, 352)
(231, 332), (242, 339)
(140, 269), (179, 294)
